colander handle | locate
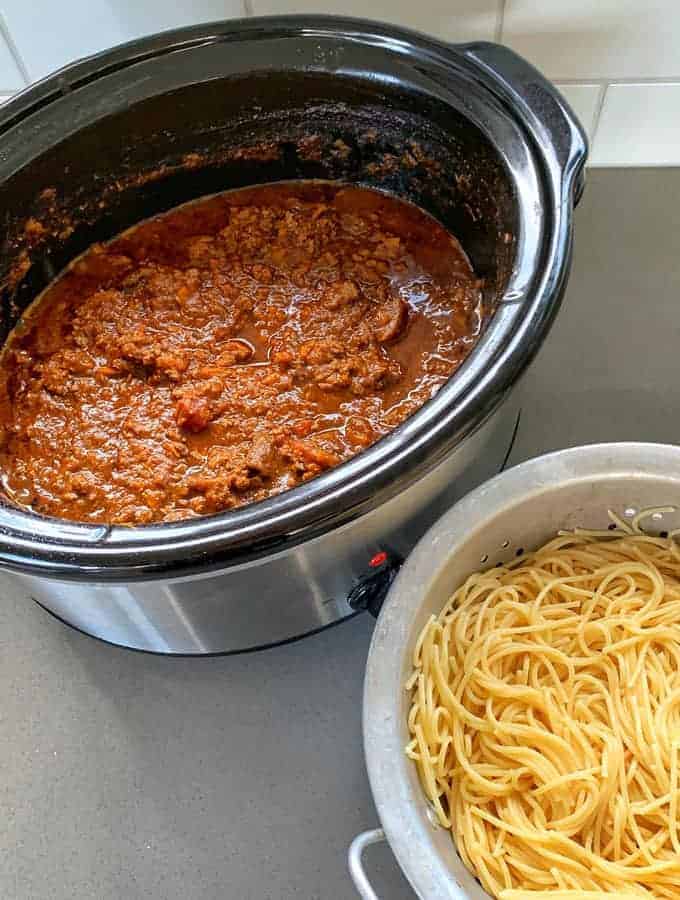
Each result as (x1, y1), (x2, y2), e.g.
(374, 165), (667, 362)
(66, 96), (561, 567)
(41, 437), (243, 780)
(348, 828), (386, 899)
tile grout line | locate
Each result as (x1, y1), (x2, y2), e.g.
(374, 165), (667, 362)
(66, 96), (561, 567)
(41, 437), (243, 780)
(588, 83), (608, 161)
(0, 12), (30, 86)
(588, 161), (680, 169)
(554, 75), (680, 86)
(494, 0), (507, 43)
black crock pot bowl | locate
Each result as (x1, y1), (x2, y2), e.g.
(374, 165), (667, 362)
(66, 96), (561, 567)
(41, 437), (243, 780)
(0, 16), (586, 580)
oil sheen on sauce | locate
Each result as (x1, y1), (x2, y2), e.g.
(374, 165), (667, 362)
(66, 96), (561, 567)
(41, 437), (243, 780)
(0, 181), (484, 525)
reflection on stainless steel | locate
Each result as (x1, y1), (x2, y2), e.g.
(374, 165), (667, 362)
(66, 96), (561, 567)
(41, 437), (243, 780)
(25, 400), (519, 653)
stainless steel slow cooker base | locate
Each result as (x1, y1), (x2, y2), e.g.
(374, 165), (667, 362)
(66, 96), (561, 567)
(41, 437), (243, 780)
(18, 401), (520, 654)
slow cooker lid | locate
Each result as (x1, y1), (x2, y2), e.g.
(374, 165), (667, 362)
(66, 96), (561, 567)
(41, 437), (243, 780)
(0, 17), (586, 580)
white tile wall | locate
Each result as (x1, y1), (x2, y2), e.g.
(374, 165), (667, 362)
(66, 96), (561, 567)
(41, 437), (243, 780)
(503, 0), (680, 81)
(251, 0), (500, 42)
(1, 0), (680, 166)
(0, 20), (25, 90)
(554, 84), (603, 142)
(1, 0), (245, 82)
(591, 84), (680, 166)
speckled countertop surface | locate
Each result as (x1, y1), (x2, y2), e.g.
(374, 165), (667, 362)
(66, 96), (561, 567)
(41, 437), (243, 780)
(3, 169), (680, 899)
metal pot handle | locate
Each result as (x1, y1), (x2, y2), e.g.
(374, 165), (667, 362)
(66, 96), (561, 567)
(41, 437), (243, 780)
(458, 42), (588, 205)
(348, 828), (386, 899)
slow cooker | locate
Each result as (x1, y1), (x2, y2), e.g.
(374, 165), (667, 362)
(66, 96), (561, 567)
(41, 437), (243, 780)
(0, 16), (586, 653)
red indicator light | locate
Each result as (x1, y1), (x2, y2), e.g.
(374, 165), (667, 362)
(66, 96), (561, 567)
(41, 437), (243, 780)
(369, 551), (388, 568)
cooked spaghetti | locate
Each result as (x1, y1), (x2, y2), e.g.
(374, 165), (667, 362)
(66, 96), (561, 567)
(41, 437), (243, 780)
(406, 516), (680, 899)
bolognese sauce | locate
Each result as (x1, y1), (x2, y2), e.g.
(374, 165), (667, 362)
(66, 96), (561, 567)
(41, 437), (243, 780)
(0, 182), (484, 525)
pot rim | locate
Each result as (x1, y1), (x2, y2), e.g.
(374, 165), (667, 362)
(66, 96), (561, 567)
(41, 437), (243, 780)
(0, 17), (586, 581)
(362, 441), (680, 899)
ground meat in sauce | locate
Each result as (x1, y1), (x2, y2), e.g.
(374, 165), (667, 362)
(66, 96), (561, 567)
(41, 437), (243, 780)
(0, 182), (483, 525)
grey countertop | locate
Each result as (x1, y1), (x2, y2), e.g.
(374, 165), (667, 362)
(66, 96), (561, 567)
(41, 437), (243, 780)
(3, 168), (680, 900)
